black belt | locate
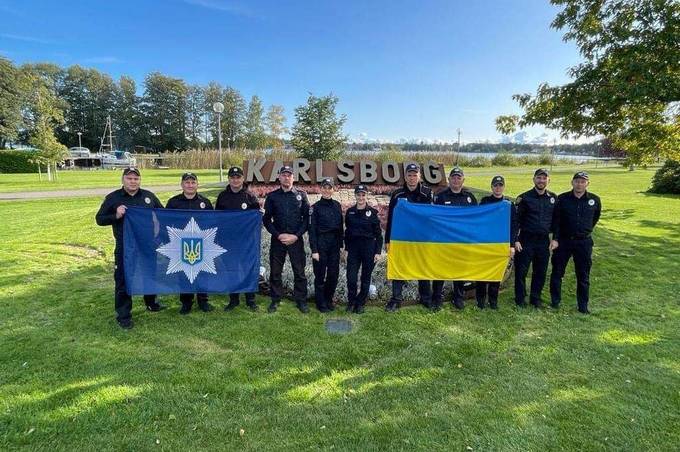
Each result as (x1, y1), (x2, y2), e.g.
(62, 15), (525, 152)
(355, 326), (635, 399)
(568, 234), (591, 240)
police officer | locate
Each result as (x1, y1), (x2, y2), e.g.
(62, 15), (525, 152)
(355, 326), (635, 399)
(549, 171), (601, 313)
(95, 167), (166, 329)
(309, 177), (344, 313)
(514, 168), (558, 308)
(216, 166), (261, 312)
(384, 163), (433, 312)
(165, 172), (215, 314)
(431, 166), (478, 310)
(263, 165), (310, 313)
(476, 175), (518, 309)
(345, 185), (383, 314)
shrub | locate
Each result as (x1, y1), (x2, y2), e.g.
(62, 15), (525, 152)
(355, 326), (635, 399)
(649, 160), (680, 194)
(491, 152), (516, 166)
(0, 150), (38, 173)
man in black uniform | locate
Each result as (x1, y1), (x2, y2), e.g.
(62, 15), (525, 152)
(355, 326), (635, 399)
(165, 172), (215, 314)
(263, 165), (310, 313)
(476, 175), (518, 309)
(384, 163), (433, 312)
(344, 185), (383, 314)
(431, 166), (478, 310)
(550, 171), (602, 313)
(514, 168), (558, 308)
(309, 177), (344, 313)
(216, 166), (262, 312)
(95, 167), (166, 329)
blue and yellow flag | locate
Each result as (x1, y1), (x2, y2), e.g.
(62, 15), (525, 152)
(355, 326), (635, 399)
(387, 200), (511, 281)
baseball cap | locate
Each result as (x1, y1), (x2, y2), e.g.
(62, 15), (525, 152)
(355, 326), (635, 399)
(122, 167), (140, 176)
(449, 166), (464, 177)
(354, 184), (369, 194)
(405, 163), (420, 173)
(278, 165), (294, 175)
(573, 171), (589, 180)
(320, 177), (334, 187)
(228, 166), (244, 177)
(534, 168), (549, 177)
(181, 172), (198, 181)
(491, 175), (505, 186)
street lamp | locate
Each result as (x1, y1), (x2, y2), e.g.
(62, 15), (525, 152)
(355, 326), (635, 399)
(77, 132), (82, 149)
(212, 102), (225, 182)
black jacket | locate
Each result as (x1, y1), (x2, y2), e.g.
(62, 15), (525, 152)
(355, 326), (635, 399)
(345, 205), (383, 255)
(480, 194), (519, 244)
(309, 197), (344, 252)
(263, 186), (310, 238)
(95, 187), (163, 245)
(166, 193), (213, 210)
(516, 188), (557, 238)
(434, 187), (478, 206)
(385, 182), (433, 244)
(552, 190), (601, 241)
(215, 185), (260, 211)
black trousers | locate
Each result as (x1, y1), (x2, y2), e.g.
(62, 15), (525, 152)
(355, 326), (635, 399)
(346, 238), (376, 307)
(114, 249), (156, 323)
(432, 280), (466, 305)
(229, 292), (256, 304)
(312, 238), (341, 308)
(269, 237), (307, 303)
(550, 237), (593, 309)
(514, 236), (550, 305)
(180, 293), (209, 306)
(476, 282), (500, 305)
(389, 280), (431, 305)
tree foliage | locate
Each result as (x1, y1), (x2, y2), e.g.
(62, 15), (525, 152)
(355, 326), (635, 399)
(245, 95), (266, 150)
(499, 0), (680, 164)
(0, 57), (28, 148)
(291, 93), (347, 160)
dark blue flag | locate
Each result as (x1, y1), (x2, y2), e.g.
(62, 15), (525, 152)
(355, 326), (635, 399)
(123, 206), (261, 295)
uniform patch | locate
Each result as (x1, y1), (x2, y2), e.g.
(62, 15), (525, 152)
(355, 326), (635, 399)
(366, 210), (372, 217)
(144, 197), (151, 204)
(516, 196), (522, 204)
(550, 197), (555, 204)
(588, 199), (595, 206)
(200, 202), (206, 209)
(296, 195), (302, 201)
(241, 202), (247, 210)
(445, 201), (451, 205)
(467, 196), (472, 203)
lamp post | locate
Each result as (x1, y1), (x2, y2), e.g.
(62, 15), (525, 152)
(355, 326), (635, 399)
(212, 102), (225, 182)
(77, 132), (82, 149)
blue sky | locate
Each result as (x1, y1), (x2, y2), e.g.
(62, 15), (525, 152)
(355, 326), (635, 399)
(1, 0), (583, 143)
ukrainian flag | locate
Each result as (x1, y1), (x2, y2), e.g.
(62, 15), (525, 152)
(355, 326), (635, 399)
(387, 200), (511, 281)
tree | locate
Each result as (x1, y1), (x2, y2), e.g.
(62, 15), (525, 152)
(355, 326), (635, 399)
(185, 85), (205, 149)
(142, 72), (188, 151)
(114, 76), (143, 151)
(290, 93), (347, 160)
(245, 95), (266, 150)
(0, 58), (28, 148)
(203, 81), (223, 147)
(265, 104), (287, 148)
(221, 86), (246, 149)
(497, 0), (680, 164)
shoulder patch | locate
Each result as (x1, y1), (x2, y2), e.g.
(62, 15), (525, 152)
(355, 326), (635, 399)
(516, 196), (522, 204)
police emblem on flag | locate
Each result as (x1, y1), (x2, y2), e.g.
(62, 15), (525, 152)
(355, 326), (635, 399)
(156, 217), (227, 283)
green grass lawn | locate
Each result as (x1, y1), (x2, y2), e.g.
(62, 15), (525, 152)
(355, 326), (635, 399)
(1, 166), (678, 450)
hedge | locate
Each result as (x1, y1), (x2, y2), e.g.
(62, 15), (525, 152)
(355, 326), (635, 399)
(0, 150), (37, 173)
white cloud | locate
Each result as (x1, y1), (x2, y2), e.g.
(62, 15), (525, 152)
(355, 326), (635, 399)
(0, 33), (52, 44)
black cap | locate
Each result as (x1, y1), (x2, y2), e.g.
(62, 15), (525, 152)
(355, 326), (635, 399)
(354, 184), (369, 194)
(320, 177), (334, 187)
(122, 167), (140, 176)
(534, 168), (549, 177)
(405, 163), (420, 173)
(228, 166), (243, 177)
(278, 165), (294, 175)
(181, 172), (197, 181)
(449, 166), (464, 177)
(573, 171), (589, 180)
(491, 175), (505, 186)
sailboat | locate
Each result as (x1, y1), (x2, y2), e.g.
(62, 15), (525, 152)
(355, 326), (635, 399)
(99, 115), (136, 169)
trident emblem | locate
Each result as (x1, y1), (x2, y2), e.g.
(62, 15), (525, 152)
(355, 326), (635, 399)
(181, 238), (203, 265)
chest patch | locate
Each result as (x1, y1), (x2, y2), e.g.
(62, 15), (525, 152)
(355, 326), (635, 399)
(366, 210), (372, 217)
(200, 202), (206, 209)
(550, 197), (555, 204)
(296, 195), (302, 201)
(588, 199), (595, 206)
(445, 201), (451, 205)
(241, 202), (247, 210)
(467, 196), (472, 203)
(144, 197), (151, 204)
